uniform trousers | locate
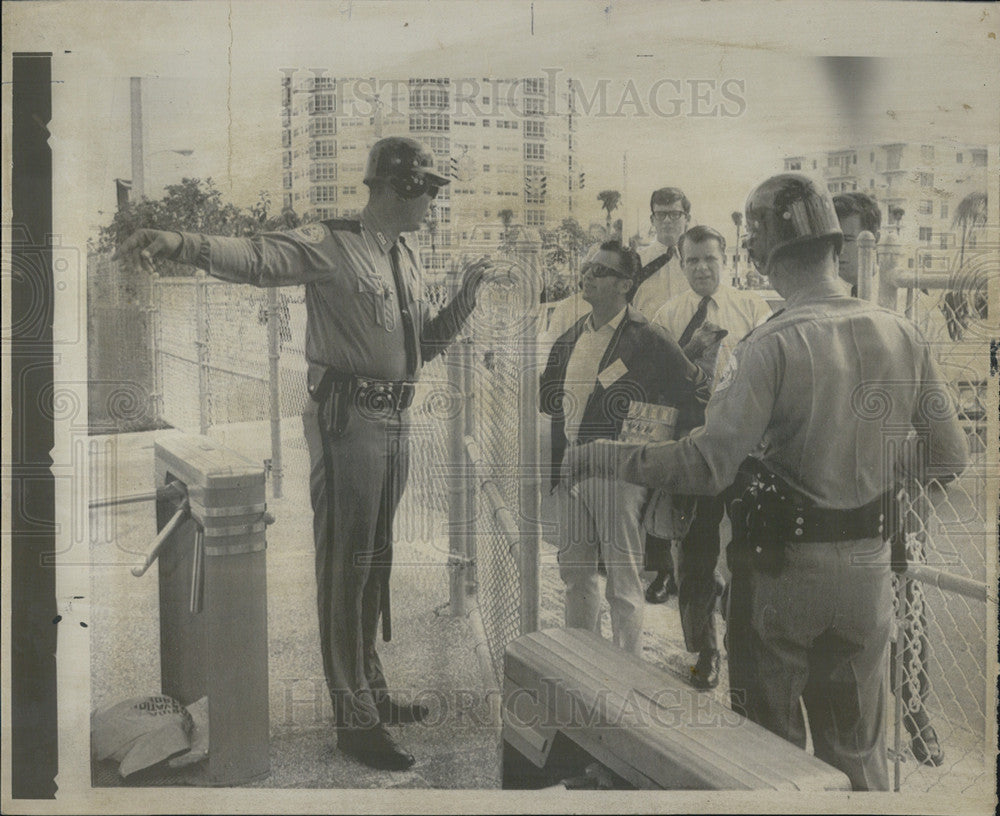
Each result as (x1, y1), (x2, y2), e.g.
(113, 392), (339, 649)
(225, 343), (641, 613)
(675, 494), (724, 654)
(557, 476), (648, 655)
(725, 537), (892, 791)
(303, 396), (409, 731)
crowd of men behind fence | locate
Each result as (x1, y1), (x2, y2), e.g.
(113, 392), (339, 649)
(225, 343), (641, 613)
(117, 137), (971, 790)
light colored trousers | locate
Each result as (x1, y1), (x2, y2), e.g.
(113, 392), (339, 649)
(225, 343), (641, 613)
(557, 477), (649, 656)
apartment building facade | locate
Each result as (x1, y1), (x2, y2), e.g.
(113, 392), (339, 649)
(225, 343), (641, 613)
(783, 142), (988, 271)
(280, 72), (584, 279)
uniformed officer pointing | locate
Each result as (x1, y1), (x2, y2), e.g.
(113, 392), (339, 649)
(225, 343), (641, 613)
(117, 137), (492, 772)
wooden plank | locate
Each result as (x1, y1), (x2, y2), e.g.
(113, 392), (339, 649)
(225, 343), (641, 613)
(503, 628), (851, 791)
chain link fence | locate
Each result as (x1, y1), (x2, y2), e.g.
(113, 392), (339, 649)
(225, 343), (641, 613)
(95, 234), (993, 793)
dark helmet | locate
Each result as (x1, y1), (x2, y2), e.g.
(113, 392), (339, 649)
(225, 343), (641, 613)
(743, 173), (843, 272)
(363, 136), (450, 191)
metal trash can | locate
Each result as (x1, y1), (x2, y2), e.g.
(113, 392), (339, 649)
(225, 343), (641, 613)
(152, 432), (270, 785)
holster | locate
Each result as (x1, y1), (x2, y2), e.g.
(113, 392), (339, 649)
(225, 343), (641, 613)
(311, 368), (354, 439)
(725, 458), (795, 576)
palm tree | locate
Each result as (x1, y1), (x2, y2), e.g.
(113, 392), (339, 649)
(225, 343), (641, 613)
(597, 190), (621, 235)
(952, 191), (987, 269)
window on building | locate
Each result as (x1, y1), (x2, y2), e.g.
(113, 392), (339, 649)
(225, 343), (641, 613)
(425, 135), (450, 154)
(312, 140), (336, 158)
(409, 113), (450, 132)
(311, 163), (337, 182)
(482, 96), (491, 106)
(939, 235), (949, 250)
(483, 164), (491, 172)
(786, 160), (801, 171)
(341, 185), (358, 196)
(435, 205), (451, 224)
(956, 152), (964, 163)
(919, 227), (932, 242)
(870, 179), (875, 188)
(525, 210), (545, 227)
(524, 143), (545, 161)
(312, 93), (335, 114)
(310, 117), (336, 136)
(812, 160), (817, 169)
(524, 98), (545, 116)
(971, 149), (987, 166)
(314, 76), (334, 90)
(283, 151), (292, 168)
(482, 230), (491, 240)
(523, 77), (545, 95)
(918, 200), (933, 215)
(484, 211), (490, 219)
(870, 152), (875, 163)
(918, 173), (933, 187)
(283, 193), (293, 209)
(941, 203), (949, 219)
(312, 185), (337, 203)
(283, 172), (292, 189)
(921, 145), (934, 161)
(828, 156), (840, 168)
(524, 120), (545, 138)
(852, 154), (857, 164)
(482, 119), (490, 127)
(282, 129), (292, 148)
(409, 87), (449, 110)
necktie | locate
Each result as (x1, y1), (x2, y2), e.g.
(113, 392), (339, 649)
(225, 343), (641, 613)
(389, 243), (419, 378)
(678, 295), (712, 347)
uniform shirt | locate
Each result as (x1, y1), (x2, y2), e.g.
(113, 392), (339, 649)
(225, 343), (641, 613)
(563, 307), (627, 443)
(652, 284), (773, 383)
(173, 207), (473, 392)
(614, 277), (969, 508)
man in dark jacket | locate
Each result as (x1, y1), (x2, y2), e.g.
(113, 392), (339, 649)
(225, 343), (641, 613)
(540, 240), (708, 655)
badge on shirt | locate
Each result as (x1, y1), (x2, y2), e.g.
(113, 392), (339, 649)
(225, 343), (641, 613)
(294, 223), (327, 244)
(597, 358), (629, 389)
(714, 349), (739, 392)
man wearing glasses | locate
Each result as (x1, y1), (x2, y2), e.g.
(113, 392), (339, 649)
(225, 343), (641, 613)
(634, 187), (692, 319)
(117, 137), (491, 772)
(540, 241), (709, 657)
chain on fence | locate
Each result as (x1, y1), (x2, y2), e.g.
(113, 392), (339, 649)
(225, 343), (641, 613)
(887, 279), (993, 794)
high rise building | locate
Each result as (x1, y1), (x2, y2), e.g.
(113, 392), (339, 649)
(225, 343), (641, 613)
(782, 143), (988, 271)
(280, 72), (585, 279)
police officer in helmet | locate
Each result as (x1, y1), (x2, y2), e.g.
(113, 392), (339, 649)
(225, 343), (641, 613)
(563, 173), (968, 790)
(118, 137), (492, 771)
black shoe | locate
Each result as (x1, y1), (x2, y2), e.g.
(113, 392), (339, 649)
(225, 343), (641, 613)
(910, 724), (945, 767)
(376, 696), (430, 725)
(689, 648), (720, 690)
(645, 574), (677, 604)
(337, 725), (415, 771)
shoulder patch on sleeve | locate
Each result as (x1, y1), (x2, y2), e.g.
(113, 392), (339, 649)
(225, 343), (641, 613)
(293, 223), (329, 244)
(714, 348), (739, 392)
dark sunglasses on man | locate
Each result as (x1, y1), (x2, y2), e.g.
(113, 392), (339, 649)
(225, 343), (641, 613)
(650, 209), (687, 222)
(580, 261), (629, 279)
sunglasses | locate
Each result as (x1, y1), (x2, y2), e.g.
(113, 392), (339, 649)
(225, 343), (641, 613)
(580, 261), (628, 279)
(651, 209), (687, 222)
(390, 173), (440, 200)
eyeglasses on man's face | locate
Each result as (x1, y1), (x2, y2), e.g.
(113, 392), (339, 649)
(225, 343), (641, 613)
(651, 209), (688, 222)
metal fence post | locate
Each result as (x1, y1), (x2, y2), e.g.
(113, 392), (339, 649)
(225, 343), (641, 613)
(148, 271), (162, 423)
(463, 339), (477, 596)
(447, 333), (468, 617)
(514, 232), (541, 635)
(266, 287), (283, 498)
(195, 271), (210, 435)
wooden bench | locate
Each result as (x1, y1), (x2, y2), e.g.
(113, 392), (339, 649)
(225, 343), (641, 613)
(502, 627), (851, 790)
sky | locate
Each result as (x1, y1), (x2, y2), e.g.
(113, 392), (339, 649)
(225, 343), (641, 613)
(5, 0), (997, 249)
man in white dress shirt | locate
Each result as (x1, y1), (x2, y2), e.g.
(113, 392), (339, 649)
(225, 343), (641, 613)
(634, 187), (693, 319)
(650, 225), (771, 689)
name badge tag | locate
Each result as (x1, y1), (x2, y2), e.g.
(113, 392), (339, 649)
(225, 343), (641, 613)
(598, 358), (629, 389)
